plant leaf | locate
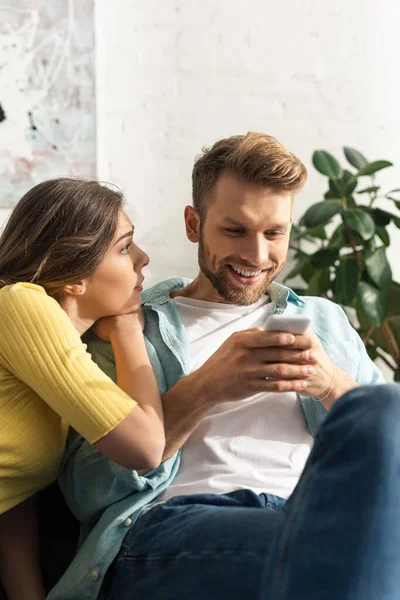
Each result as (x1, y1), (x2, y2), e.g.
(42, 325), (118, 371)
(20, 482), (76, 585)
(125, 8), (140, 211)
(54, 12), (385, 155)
(327, 171), (357, 197)
(325, 178), (342, 199)
(365, 247), (392, 289)
(311, 248), (339, 268)
(308, 225), (327, 240)
(362, 207), (393, 227)
(367, 344), (379, 362)
(357, 160), (393, 176)
(299, 262), (315, 284)
(342, 170), (358, 194)
(307, 269), (331, 296)
(343, 147), (368, 170)
(297, 225), (327, 241)
(302, 200), (343, 229)
(284, 256), (310, 282)
(343, 209), (375, 240)
(376, 227), (390, 247)
(357, 281), (387, 325)
(312, 150), (343, 180)
(385, 282), (400, 318)
(374, 208), (397, 226)
(393, 216), (400, 228)
(327, 224), (348, 249)
(333, 259), (360, 306)
(357, 186), (380, 194)
(385, 189), (400, 202)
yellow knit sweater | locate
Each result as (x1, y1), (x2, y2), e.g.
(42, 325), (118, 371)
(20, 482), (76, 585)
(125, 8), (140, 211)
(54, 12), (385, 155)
(0, 283), (136, 514)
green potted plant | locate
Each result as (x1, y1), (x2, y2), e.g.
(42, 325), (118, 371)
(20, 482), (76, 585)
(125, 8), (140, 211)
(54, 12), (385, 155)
(284, 147), (400, 380)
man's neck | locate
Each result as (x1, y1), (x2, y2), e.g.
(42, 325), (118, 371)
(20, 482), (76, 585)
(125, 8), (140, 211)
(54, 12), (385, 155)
(170, 272), (228, 304)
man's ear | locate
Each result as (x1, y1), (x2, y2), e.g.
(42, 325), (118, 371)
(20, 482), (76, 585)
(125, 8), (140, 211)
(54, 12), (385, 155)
(184, 206), (201, 243)
(63, 281), (87, 297)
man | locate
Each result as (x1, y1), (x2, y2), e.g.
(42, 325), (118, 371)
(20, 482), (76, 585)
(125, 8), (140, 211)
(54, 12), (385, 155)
(49, 133), (399, 600)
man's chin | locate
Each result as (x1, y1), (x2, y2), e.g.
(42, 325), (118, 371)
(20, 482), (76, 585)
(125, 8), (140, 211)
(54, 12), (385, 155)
(216, 275), (274, 306)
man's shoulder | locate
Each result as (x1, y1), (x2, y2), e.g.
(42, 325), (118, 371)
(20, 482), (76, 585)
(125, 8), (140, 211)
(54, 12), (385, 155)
(142, 277), (192, 305)
(298, 294), (344, 311)
(296, 294), (351, 327)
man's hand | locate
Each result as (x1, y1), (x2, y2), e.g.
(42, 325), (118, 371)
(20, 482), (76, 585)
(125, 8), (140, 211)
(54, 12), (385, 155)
(190, 328), (357, 410)
(93, 309), (144, 342)
(262, 331), (358, 409)
(161, 327), (358, 460)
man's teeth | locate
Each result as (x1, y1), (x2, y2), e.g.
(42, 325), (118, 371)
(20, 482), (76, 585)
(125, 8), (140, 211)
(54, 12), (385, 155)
(230, 265), (263, 278)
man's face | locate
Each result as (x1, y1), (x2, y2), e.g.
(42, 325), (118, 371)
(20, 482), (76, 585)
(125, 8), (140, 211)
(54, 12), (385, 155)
(189, 171), (293, 305)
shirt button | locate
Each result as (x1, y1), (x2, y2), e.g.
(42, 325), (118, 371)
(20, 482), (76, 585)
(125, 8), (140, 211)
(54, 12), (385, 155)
(124, 517), (132, 527)
(90, 571), (99, 581)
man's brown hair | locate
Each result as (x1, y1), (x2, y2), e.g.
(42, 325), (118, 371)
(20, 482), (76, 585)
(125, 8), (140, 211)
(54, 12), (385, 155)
(192, 132), (307, 218)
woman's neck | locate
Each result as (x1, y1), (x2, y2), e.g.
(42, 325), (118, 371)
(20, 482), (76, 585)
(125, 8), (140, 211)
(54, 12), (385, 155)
(59, 296), (95, 336)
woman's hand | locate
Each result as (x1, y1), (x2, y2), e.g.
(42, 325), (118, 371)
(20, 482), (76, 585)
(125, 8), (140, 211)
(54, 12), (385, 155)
(92, 308), (145, 342)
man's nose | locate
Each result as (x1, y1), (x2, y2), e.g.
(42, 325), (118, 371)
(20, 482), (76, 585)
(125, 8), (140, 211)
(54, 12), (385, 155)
(241, 236), (268, 267)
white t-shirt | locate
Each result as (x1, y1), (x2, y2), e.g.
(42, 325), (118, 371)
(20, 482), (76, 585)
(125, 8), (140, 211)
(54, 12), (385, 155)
(161, 295), (313, 502)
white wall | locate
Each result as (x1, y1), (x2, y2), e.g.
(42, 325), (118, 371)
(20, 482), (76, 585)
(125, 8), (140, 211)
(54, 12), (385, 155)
(2, 1), (399, 285)
(95, 0), (400, 288)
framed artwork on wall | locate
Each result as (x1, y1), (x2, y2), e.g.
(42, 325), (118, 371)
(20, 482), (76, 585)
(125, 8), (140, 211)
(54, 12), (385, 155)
(0, 0), (95, 207)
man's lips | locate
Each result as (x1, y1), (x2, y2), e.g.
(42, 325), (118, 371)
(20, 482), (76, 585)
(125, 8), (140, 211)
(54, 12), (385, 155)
(226, 264), (266, 285)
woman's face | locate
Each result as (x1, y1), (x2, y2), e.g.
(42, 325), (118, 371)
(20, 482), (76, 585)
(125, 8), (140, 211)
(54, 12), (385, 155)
(81, 210), (149, 319)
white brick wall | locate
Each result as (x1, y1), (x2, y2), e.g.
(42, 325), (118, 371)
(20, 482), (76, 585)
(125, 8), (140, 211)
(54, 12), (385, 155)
(95, 0), (400, 286)
(1, 0), (399, 287)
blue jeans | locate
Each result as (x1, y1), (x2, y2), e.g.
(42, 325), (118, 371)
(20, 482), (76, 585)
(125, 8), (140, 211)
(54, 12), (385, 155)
(101, 384), (400, 600)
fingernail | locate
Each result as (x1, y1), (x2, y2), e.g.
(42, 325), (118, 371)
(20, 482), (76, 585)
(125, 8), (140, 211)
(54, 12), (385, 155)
(305, 366), (314, 374)
(285, 334), (295, 344)
(298, 381), (307, 389)
(309, 352), (317, 361)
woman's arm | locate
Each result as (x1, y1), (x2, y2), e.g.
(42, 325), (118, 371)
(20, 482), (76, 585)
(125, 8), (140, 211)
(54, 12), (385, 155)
(0, 285), (165, 471)
(94, 314), (165, 470)
(0, 497), (45, 600)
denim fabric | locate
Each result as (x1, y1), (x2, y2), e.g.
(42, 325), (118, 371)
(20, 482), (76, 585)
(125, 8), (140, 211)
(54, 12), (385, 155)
(98, 490), (285, 600)
(97, 384), (400, 600)
(49, 279), (384, 600)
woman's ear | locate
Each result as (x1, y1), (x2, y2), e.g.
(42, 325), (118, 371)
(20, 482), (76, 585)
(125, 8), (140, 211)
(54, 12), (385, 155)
(184, 206), (201, 243)
(63, 281), (87, 297)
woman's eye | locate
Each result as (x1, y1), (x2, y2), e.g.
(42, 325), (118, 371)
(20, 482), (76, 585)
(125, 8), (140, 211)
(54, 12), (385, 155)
(121, 242), (132, 254)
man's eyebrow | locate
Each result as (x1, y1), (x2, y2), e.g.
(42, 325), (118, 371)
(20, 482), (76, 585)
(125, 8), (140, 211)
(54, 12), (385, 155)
(221, 217), (288, 229)
(221, 217), (246, 227)
(115, 228), (134, 244)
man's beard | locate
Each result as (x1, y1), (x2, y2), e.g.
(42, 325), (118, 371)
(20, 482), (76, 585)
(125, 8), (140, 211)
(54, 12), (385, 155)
(198, 237), (282, 306)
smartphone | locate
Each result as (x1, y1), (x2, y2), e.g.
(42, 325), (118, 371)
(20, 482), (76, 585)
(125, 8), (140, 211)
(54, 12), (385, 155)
(265, 314), (311, 335)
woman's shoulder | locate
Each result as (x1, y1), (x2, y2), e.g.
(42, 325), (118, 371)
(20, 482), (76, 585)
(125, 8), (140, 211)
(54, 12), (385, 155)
(0, 282), (59, 316)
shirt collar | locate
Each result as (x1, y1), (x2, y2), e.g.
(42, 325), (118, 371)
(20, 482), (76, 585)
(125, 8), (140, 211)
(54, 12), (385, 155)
(142, 277), (305, 308)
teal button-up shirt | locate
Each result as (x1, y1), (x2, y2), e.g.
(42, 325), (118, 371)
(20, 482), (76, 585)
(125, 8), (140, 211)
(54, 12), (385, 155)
(48, 279), (384, 600)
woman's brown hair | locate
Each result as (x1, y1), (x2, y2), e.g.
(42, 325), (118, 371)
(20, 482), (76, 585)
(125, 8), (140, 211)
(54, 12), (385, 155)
(0, 178), (124, 298)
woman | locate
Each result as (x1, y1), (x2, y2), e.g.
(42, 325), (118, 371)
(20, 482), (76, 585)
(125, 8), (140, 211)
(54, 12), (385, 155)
(0, 178), (164, 599)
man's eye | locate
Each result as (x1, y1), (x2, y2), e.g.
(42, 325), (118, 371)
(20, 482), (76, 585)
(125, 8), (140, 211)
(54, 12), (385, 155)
(224, 228), (244, 235)
(265, 231), (283, 238)
(121, 242), (132, 254)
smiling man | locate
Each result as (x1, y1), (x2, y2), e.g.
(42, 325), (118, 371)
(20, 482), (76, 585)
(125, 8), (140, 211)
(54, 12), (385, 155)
(184, 169), (292, 305)
(50, 134), (400, 600)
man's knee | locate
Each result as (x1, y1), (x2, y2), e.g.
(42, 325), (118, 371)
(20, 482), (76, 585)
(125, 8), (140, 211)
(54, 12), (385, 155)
(327, 383), (400, 454)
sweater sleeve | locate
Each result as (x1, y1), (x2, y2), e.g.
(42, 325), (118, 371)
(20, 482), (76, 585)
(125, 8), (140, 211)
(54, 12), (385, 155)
(0, 283), (136, 444)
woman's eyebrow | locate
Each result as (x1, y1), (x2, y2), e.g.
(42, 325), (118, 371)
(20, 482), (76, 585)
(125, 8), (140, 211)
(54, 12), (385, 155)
(114, 228), (134, 244)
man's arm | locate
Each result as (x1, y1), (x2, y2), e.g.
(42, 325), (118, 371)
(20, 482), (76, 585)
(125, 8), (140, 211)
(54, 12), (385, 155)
(162, 371), (215, 461)
(161, 327), (342, 461)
